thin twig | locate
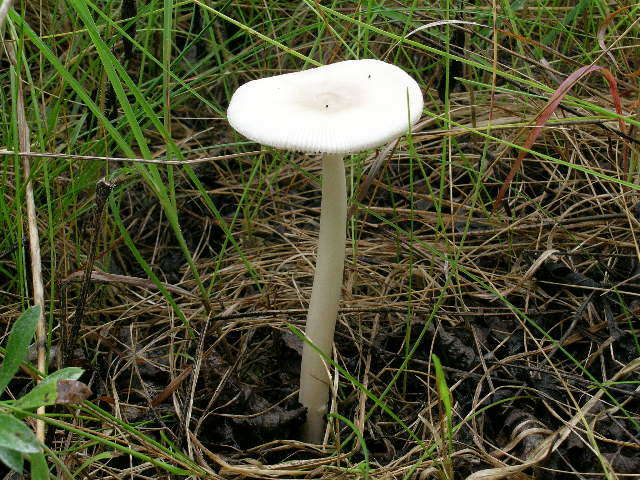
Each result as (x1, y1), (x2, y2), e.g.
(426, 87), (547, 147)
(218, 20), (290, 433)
(0, 148), (265, 165)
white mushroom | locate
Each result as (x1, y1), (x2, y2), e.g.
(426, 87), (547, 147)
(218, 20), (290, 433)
(227, 59), (423, 443)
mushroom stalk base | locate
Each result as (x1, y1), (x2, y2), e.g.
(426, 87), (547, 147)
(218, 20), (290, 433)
(299, 153), (347, 444)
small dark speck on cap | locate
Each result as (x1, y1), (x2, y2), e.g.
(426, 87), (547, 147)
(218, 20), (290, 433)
(325, 104), (328, 108)
(368, 74), (371, 79)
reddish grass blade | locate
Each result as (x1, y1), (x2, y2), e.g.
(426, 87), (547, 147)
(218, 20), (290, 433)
(493, 65), (627, 213)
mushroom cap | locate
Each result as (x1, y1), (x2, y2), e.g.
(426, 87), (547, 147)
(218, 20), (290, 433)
(227, 59), (423, 154)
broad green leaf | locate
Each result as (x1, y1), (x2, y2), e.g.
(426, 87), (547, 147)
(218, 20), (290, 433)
(15, 368), (84, 410)
(29, 452), (49, 480)
(0, 413), (41, 454)
(0, 446), (23, 473)
(0, 306), (40, 394)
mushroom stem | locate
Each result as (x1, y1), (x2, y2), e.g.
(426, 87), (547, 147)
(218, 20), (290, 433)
(299, 153), (347, 443)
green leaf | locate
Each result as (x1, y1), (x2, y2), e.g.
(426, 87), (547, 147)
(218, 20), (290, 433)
(0, 413), (41, 454)
(29, 452), (49, 480)
(0, 306), (40, 394)
(431, 354), (452, 427)
(15, 368), (84, 410)
(0, 446), (23, 473)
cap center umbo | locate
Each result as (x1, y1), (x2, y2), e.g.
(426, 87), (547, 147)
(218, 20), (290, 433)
(295, 86), (363, 113)
(316, 91), (345, 111)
